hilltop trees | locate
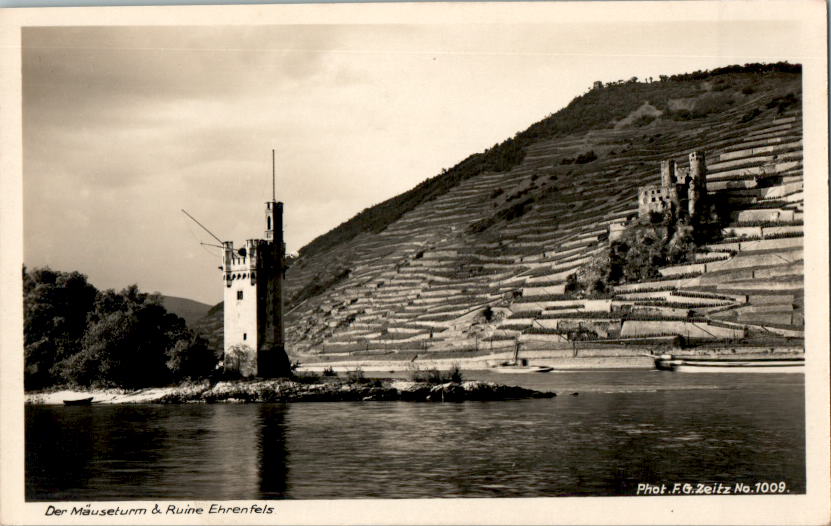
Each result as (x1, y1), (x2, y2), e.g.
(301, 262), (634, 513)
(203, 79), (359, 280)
(23, 266), (217, 390)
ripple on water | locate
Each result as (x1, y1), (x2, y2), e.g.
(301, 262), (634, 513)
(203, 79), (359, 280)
(25, 371), (805, 499)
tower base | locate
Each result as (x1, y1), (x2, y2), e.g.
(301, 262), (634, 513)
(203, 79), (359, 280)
(257, 345), (292, 378)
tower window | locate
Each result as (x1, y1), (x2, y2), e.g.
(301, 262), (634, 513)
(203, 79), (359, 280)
(267, 216), (272, 230)
(237, 290), (244, 300)
(243, 333), (247, 341)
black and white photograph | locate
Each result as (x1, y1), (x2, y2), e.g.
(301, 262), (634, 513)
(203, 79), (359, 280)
(0, 1), (828, 524)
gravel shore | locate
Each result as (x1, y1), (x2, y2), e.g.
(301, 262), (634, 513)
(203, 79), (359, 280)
(26, 379), (557, 405)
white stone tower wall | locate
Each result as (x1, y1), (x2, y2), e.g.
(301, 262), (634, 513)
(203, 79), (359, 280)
(223, 257), (259, 377)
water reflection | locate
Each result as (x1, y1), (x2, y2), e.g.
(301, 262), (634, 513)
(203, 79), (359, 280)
(26, 406), (95, 499)
(26, 371), (805, 500)
(257, 404), (289, 498)
(26, 404), (292, 501)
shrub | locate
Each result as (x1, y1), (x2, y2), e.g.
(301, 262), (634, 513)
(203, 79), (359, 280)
(632, 114), (657, 127)
(764, 231), (803, 240)
(166, 334), (217, 382)
(500, 199), (535, 221)
(690, 91), (735, 118)
(408, 363), (463, 384)
(293, 370), (322, 384)
(482, 305), (495, 322)
(346, 367), (367, 383)
(669, 109), (693, 121)
(425, 368), (445, 384)
(575, 150), (598, 164)
(224, 344), (256, 378)
(740, 108), (762, 123)
(322, 366), (337, 377)
(466, 216), (496, 234)
(448, 363), (463, 383)
(732, 219), (802, 228)
(766, 92), (799, 113)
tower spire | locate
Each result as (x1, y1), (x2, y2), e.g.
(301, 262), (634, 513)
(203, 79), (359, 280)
(272, 148), (276, 202)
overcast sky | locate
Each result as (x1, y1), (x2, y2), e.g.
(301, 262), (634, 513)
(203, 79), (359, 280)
(22, 14), (807, 304)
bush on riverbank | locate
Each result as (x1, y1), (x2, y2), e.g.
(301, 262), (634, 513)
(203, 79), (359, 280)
(407, 363), (463, 384)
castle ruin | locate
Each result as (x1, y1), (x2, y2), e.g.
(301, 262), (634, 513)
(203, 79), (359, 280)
(638, 151), (707, 221)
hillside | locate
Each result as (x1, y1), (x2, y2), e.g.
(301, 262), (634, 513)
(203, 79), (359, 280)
(194, 64), (804, 363)
(160, 295), (213, 327)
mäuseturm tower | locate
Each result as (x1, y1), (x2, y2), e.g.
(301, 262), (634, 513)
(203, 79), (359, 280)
(221, 151), (291, 378)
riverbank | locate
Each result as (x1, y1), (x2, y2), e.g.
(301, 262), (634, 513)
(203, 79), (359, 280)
(294, 346), (804, 373)
(25, 378), (556, 405)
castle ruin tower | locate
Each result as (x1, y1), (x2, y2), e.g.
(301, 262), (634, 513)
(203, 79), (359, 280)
(221, 151), (291, 378)
(687, 151), (707, 220)
(661, 159), (680, 213)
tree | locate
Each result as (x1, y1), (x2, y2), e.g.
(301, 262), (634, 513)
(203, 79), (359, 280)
(564, 273), (580, 294)
(50, 283), (187, 387)
(58, 308), (173, 388)
(23, 267), (97, 389)
(482, 305), (495, 322)
(225, 344), (256, 377)
(167, 334), (216, 381)
(25, 266), (218, 389)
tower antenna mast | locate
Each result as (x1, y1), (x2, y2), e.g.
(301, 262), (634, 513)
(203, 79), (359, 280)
(272, 148), (276, 202)
(181, 209), (224, 245)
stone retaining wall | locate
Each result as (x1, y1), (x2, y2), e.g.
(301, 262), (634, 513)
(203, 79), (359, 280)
(658, 262), (708, 277)
(735, 209), (796, 223)
(620, 320), (744, 339)
(523, 284), (567, 297)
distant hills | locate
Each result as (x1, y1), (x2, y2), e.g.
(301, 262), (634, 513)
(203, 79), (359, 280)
(160, 295), (213, 327)
(193, 63), (804, 361)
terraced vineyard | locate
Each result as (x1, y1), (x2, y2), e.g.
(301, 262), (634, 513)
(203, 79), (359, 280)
(195, 66), (805, 363)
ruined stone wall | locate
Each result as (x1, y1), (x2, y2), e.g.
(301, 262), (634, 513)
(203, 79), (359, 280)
(638, 184), (670, 216)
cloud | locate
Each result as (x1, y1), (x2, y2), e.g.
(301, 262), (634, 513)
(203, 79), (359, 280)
(22, 22), (803, 303)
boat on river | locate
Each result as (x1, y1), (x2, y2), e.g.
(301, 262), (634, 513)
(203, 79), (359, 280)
(63, 397), (94, 406)
(654, 354), (804, 373)
(493, 362), (554, 373)
(492, 348), (554, 373)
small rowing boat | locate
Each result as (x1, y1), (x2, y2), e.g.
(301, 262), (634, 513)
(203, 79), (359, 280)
(63, 396), (94, 406)
(492, 344), (554, 373)
(654, 354), (804, 373)
(493, 364), (554, 373)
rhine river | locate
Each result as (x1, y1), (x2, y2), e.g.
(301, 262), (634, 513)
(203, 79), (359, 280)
(26, 370), (804, 500)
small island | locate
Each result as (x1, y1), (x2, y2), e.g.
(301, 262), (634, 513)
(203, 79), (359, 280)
(26, 375), (557, 405)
